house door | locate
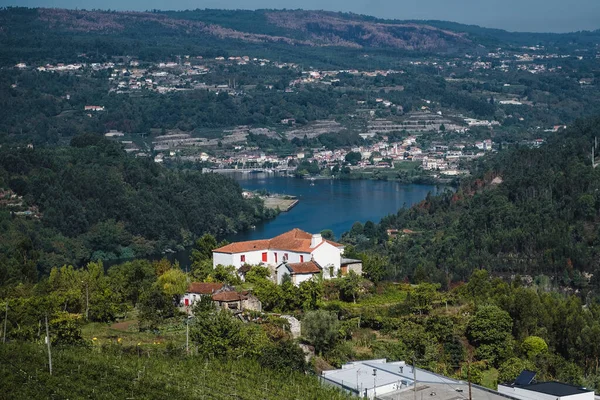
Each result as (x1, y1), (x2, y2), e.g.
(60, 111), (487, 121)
(184, 298), (189, 306)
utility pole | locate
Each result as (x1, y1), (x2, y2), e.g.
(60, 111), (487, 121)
(45, 314), (52, 375)
(3, 301), (8, 343)
(85, 282), (89, 321)
(467, 359), (472, 400)
(373, 368), (377, 400)
(413, 356), (417, 400)
(186, 318), (189, 355)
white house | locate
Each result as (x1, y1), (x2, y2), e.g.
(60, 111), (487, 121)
(180, 282), (225, 307)
(213, 228), (359, 283)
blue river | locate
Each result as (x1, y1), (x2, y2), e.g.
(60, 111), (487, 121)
(113, 173), (446, 269)
(227, 173), (445, 242)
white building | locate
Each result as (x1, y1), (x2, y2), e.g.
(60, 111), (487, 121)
(321, 359), (515, 400)
(498, 382), (594, 400)
(212, 228), (360, 283)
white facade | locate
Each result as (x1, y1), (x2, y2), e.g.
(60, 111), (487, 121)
(212, 229), (349, 282)
(311, 242), (342, 278)
(498, 384), (594, 400)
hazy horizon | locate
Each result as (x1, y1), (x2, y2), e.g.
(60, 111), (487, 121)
(1, 0), (599, 33)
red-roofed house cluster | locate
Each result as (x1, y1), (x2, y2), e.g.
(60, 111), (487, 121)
(180, 282), (262, 312)
(212, 228), (362, 286)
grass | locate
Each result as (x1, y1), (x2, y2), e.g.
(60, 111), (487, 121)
(81, 310), (188, 349)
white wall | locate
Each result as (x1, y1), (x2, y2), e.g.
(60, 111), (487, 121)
(293, 273), (315, 286)
(213, 250), (265, 268)
(365, 382), (400, 400)
(312, 242), (342, 278)
(276, 265), (289, 285)
(180, 292), (202, 307)
(213, 252), (234, 268)
(498, 385), (594, 400)
(269, 250), (309, 265)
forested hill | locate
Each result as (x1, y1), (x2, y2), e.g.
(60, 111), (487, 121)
(0, 136), (274, 283)
(346, 117), (600, 290)
(1, 7), (599, 67)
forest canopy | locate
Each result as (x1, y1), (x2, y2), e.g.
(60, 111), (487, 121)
(0, 137), (274, 282)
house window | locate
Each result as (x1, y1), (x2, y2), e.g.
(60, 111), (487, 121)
(329, 266), (334, 277)
(300, 255), (304, 263)
(240, 255), (246, 263)
(284, 253), (289, 261)
(275, 253), (278, 263)
(262, 252), (267, 262)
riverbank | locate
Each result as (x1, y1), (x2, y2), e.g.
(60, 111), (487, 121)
(263, 196), (299, 212)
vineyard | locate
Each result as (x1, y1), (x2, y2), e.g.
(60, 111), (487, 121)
(0, 343), (352, 400)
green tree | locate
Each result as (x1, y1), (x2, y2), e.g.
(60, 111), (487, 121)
(344, 151), (362, 166)
(337, 271), (361, 303)
(191, 234), (218, 263)
(522, 336), (548, 359)
(259, 340), (307, 372)
(320, 229), (335, 241)
(138, 285), (175, 331)
(253, 279), (284, 311)
(361, 253), (387, 284)
(157, 269), (188, 302)
(302, 310), (340, 355)
(211, 265), (241, 285)
(245, 266), (271, 283)
(405, 283), (440, 315)
(297, 278), (324, 310)
(467, 305), (514, 366)
(498, 357), (536, 384)
(50, 312), (85, 346)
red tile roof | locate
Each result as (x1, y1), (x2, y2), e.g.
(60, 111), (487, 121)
(213, 228), (343, 254)
(286, 260), (322, 274)
(212, 291), (246, 302)
(187, 282), (224, 295)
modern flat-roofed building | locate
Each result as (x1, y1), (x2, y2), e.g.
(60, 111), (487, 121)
(321, 359), (517, 400)
(498, 381), (594, 400)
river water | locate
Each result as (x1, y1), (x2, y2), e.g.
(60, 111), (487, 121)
(227, 173), (444, 242)
(127, 173), (445, 269)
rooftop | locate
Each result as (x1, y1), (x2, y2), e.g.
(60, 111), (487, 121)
(515, 382), (593, 397)
(212, 291), (247, 302)
(284, 260), (322, 274)
(322, 360), (462, 393)
(213, 228), (343, 254)
(187, 282), (224, 295)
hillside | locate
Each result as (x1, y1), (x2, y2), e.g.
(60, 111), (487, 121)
(0, 137), (275, 282)
(2, 7), (599, 67)
(0, 343), (350, 400)
(344, 116), (600, 289)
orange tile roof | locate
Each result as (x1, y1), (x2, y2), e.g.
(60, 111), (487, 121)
(286, 260), (322, 274)
(187, 282), (224, 295)
(213, 228), (344, 254)
(213, 239), (271, 254)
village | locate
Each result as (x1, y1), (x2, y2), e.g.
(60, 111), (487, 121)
(11, 43), (582, 181)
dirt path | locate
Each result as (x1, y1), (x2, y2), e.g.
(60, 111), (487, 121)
(110, 320), (137, 331)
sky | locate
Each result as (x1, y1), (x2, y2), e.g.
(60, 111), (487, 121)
(1, 0), (599, 33)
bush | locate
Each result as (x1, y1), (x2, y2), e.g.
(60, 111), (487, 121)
(259, 340), (307, 372)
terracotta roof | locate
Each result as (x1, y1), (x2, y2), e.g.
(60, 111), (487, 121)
(187, 282), (223, 295)
(213, 228), (344, 254)
(285, 260), (322, 274)
(212, 291), (246, 302)
(213, 239), (271, 254)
